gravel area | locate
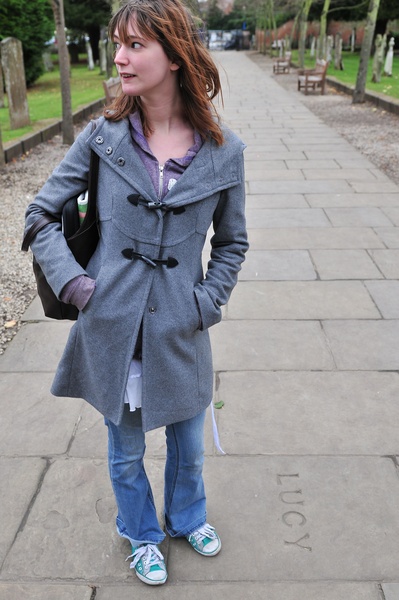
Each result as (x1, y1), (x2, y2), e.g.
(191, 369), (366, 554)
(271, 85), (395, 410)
(1, 54), (399, 354)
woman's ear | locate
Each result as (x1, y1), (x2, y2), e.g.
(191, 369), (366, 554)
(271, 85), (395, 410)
(170, 61), (180, 71)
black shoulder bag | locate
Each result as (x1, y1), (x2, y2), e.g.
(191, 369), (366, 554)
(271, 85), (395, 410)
(21, 143), (100, 321)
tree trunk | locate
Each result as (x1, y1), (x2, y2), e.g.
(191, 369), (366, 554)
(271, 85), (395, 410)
(298, 0), (313, 68)
(51, 0), (74, 144)
(290, 10), (301, 53)
(0, 127), (5, 169)
(106, 0), (120, 77)
(318, 0), (331, 60)
(353, 0), (381, 104)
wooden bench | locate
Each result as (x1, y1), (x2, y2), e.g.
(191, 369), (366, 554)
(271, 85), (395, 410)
(102, 76), (121, 104)
(297, 60), (328, 95)
(273, 51), (292, 74)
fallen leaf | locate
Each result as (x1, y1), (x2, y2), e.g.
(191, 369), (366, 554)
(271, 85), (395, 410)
(214, 400), (224, 409)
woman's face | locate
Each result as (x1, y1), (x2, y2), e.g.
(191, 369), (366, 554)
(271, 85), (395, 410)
(113, 18), (179, 100)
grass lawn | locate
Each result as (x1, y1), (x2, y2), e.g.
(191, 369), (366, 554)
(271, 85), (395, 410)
(0, 60), (113, 145)
(290, 50), (399, 100)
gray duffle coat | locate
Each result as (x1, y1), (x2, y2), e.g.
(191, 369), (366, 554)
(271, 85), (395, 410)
(25, 116), (248, 431)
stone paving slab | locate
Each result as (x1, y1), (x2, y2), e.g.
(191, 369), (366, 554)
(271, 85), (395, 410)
(243, 159), (288, 170)
(323, 320), (399, 370)
(306, 193), (399, 208)
(0, 457), (46, 565)
(21, 295), (49, 321)
(245, 208), (330, 228)
(335, 158), (377, 169)
(245, 193), (308, 209)
(325, 207), (393, 227)
(248, 179), (352, 195)
(239, 250), (316, 280)
(310, 249), (383, 280)
(0, 322), (72, 372)
(282, 135), (352, 145)
(244, 147), (306, 159)
(382, 207), (399, 225)
(369, 249), (399, 278)
(67, 403), (108, 459)
(286, 159), (341, 170)
(240, 138), (289, 148)
(0, 584), (93, 600)
(95, 582), (382, 600)
(169, 456), (399, 582)
(245, 168), (305, 180)
(284, 144), (355, 154)
(304, 169), (379, 181)
(214, 371), (399, 455)
(248, 227), (385, 250)
(382, 584), (399, 600)
(1, 458), (132, 582)
(210, 321), (334, 371)
(374, 227), (399, 248)
(368, 169), (392, 182)
(0, 373), (83, 456)
(244, 151), (307, 160)
(351, 181), (399, 193)
(226, 281), (380, 319)
(305, 150), (376, 160)
(365, 280), (399, 318)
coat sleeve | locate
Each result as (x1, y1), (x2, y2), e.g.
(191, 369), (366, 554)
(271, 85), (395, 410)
(24, 120), (99, 299)
(194, 148), (248, 331)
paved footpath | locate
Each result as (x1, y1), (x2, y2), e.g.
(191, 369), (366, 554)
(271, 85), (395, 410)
(1, 50), (399, 599)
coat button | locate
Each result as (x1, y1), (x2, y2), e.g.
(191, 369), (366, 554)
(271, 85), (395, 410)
(106, 146), (113, 155)
(149, 307), (156, 314)
(117, 157), (125, 166)
(95, 135), (104, 144)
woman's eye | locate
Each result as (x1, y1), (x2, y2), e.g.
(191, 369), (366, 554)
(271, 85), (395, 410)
(131, 42), (142, 49)
(113, 42), (120, 51)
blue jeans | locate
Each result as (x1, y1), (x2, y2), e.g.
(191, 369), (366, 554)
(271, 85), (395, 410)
(105, 406), (207, 546)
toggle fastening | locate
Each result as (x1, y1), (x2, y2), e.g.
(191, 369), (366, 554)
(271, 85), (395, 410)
(122, 249), (178, 268)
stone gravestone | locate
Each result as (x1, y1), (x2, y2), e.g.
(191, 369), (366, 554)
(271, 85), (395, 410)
(334, 33), (343, 70)
(384, 37), (395, 76)
(42, 50), (54, 72)
(0, 37), (30, 129)
(310, 36), (315, 57)
(99, 38), (107, 74)
(372, 34), (386, 83)
(86, 38), (94, 71)
(326, 35), (333, 63)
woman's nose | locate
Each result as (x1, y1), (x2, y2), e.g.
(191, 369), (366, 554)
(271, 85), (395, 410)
(114, 45), (128, 65)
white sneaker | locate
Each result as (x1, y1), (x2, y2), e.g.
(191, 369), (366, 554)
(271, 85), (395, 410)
(186, 523), (222, 556)
(127, 544), (167, 585)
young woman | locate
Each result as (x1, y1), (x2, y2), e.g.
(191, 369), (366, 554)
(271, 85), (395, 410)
(25, 0), (248, 586)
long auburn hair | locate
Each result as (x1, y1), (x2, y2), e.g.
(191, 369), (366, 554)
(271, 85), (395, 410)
(104, 0), (224, 146)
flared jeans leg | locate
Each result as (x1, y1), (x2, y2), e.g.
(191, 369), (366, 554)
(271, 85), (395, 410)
(164, 409), (207, 538)
(105, 406), (165, 546)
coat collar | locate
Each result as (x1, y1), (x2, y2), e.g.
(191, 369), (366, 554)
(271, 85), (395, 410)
(89, 117), (243, 208)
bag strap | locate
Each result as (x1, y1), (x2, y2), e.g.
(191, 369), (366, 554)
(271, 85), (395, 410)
(21, 119), (100, 252)
(21, 214), (59, 252)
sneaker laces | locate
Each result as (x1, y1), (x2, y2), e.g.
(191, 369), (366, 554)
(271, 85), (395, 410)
(127, 544), (164, 574)
(190, 523), (217, 543)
